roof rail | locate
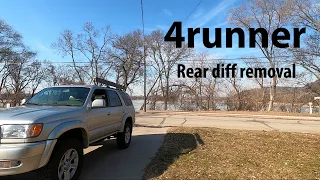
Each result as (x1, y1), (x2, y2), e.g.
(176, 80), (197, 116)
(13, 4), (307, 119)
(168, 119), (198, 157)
(95, 77), (125, 90)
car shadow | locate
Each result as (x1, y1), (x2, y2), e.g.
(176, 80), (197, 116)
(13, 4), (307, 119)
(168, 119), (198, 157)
(0, 132), (169, 180)
(142, 132), (204, 180)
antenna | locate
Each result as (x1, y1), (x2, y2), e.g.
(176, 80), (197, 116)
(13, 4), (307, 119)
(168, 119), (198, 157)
(95, 77), (125, 90)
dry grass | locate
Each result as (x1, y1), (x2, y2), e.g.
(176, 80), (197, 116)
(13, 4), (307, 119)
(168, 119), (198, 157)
(143, 127), (320, 180)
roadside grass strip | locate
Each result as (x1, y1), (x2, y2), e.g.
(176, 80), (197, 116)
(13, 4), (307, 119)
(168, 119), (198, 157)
(143, 127), (320, 180)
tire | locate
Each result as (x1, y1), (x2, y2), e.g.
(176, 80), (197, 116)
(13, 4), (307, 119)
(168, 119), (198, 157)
(117, 121), (132, 149)
(36, 138), (84, 180)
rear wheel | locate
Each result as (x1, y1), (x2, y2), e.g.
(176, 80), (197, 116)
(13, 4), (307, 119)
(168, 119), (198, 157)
(37, 138), (83, 180)
(117, 121), (132, 149)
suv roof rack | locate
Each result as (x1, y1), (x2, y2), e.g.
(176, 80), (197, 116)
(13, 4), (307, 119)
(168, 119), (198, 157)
(95, 77), (125, 91)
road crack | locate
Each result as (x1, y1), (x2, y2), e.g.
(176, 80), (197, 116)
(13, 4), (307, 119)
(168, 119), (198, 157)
(181, 117), (187, 126)
(158, 117), (166, 127)
(246, 119), (278, 131)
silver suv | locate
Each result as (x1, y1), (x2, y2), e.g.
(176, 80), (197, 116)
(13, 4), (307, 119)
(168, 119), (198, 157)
(0, 82), (135, 180)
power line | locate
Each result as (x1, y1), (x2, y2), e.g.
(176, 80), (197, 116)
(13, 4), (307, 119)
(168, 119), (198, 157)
(181, 54), (317, 62)
(180, 61), (291, 64)
(184, 0), (204, 22)
(0, 54), (316, 65)
(0, 61), (113, 64)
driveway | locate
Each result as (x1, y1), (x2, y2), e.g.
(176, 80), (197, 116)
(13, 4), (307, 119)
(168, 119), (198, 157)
(0, 127), (168, 180)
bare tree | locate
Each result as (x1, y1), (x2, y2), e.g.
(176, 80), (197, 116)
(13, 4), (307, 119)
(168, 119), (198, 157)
(290, 0), (320, 79)
(225, 75), (244, 110)
(0, 19), (23, 54)
(28, 61), (50, 97)
(203, 74), (219, 110)
(175, 52), (219, 110)
(228, 0), (293, 111)
(244, 58), (269, 110)
(0, 19), (24, 101)
(48, 64), (83, 86)
(52, 22), (113, 84)
(291, 0), (319, 32)
(110, 30), (144, 90)
(6, 49), (41, 105)
(0, 19), (46, 106)
(147, 30), (193, 110)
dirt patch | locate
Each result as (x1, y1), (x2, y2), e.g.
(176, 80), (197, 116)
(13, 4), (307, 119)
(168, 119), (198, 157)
(143, 127), (320, 180)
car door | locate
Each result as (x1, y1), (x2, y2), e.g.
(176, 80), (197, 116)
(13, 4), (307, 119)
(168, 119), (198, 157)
(87, 89), (112, 142)
(106, 89), (124, 132)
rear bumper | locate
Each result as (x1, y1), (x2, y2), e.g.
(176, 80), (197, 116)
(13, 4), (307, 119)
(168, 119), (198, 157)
(0, 140), (57, 176)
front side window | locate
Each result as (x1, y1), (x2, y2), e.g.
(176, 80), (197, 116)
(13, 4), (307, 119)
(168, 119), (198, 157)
(26, 87), (90, 107)
(107, 90), (122, 107)
(91, 89), (108, 108)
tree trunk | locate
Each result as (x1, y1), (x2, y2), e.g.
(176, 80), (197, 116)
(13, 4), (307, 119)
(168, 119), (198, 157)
(268, 76), (277, 111)
(164, 76), (169, 110)
(260, 87), (266, 111)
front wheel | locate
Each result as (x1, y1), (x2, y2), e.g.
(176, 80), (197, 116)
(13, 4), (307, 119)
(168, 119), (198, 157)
(117, 121), (132, 149)
(37, 139), (83, 180)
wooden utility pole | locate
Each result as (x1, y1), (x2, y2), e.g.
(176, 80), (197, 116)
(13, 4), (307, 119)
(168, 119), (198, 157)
(141, 0), (147, 112)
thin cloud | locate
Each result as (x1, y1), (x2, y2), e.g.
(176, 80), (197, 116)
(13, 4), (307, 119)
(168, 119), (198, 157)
(188, 0), (236, 28)
(192, 9), (204, 19)
(35, 41), (50, 52)
(163, 9), (172, 16)
(213, 21), (228, 28)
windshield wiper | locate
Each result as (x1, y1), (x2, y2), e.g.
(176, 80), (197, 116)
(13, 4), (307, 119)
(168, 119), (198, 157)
(44, 103), (78, 107)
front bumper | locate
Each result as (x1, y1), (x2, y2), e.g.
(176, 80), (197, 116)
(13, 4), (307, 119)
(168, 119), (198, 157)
(0, 140), (56, 176)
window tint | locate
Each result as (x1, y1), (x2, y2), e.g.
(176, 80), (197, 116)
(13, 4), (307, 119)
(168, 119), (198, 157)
(119, 91), (133, 106)
(107, 90), (122, 107)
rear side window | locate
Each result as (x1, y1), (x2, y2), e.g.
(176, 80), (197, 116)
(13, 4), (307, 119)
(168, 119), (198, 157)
(107, 90), (122, 107)
(119, 91), (133, 106)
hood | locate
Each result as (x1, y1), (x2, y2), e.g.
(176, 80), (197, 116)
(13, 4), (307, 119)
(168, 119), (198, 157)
(0, 105), (82, 124)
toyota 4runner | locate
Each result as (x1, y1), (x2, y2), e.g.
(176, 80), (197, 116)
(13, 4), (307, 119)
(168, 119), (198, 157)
(0, 81), (135, 180)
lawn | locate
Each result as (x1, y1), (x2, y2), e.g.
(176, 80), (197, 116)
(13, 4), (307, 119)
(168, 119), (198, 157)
(143, 127), (320, 180)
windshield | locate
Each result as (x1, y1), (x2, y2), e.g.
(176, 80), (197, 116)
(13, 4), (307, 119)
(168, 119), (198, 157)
(26, 87), (90, 107)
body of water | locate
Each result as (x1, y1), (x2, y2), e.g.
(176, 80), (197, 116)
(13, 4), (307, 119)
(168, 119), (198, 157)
(132, 100), (316, 114)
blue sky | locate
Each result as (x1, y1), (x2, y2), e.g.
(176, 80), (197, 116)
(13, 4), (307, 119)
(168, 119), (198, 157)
(0, 0), (260, 62)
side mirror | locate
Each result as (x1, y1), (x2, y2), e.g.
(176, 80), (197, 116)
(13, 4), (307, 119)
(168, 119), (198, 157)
(92, 99), (106, 108)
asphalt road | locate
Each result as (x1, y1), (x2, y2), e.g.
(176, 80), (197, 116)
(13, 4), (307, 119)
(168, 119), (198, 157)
(135, 112), (320, 133)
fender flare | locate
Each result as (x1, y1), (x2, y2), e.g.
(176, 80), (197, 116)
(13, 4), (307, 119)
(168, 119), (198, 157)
(39, 121), (89, 168)
(120, 113), (133, 132)
(47, 120), (89, 147)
